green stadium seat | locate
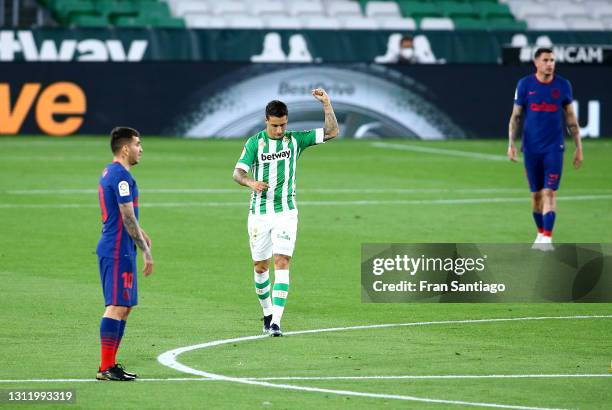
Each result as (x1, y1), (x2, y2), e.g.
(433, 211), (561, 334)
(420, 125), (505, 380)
(138, 2), (171, 19)
(53, 0), (96, 23)
(437, 1), (479, 19)
(69, 13), (109, 27)
(487, 17), (527, 31)
(398, 1), (443, 19)
(153, 17), (186, 28)
(95, 0), (138, 19)
(474, 2), (513, 20)
(452, 17), (489, 30)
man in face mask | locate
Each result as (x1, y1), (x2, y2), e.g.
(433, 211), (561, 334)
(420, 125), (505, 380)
(398, 35), (417, 64)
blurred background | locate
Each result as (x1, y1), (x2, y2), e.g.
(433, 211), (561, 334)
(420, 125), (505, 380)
(1, 0), (610, 139)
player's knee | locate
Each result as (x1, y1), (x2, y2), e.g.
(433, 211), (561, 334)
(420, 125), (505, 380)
(274, 254), (291, 270)
(253, 260), (269, 273)
(542, 189), (556, 200)
(105, 305), (130, 319)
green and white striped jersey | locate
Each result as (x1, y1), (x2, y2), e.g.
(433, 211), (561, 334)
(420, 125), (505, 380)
(235, 128), (325, 215)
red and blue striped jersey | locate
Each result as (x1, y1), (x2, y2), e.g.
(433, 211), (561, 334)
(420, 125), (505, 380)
(96, 162), (139, 258)
(514, 74), (573, 154)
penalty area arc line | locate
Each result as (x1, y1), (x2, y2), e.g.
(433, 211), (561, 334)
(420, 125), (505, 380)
(157, 315), (612, 409)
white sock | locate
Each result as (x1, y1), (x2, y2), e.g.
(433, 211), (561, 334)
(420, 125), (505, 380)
(254, 270), (272, 316)
(272, 269), (290, 326)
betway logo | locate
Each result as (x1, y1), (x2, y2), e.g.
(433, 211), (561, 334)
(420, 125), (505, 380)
(0, 31), (148, 62)
(260, 149), (292, 163)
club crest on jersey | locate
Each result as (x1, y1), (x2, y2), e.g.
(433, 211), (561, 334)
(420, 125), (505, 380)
(551, 88), (561, 99)
(259, 149), (292, 163)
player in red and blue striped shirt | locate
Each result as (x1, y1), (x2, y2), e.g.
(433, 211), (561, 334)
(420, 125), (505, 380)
(96, 127), (154, 381)
(508, 48), (583, 250)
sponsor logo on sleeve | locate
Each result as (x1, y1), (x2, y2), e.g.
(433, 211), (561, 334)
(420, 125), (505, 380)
(118, 181), (130, 197)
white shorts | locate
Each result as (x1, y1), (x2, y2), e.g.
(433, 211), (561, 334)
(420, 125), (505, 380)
(247, 210), (298, 261)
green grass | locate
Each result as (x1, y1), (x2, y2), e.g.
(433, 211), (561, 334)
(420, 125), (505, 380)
(0, 136), (611, 409)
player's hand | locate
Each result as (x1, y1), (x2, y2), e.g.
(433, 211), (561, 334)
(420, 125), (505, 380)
(249, 180), (269, 194)
(143, 251), (154, 277)
(312, 88), (330, 105)
(573, 147), (583, 169)
(507, 145), (518, 162)
(141, 229), (152, 249)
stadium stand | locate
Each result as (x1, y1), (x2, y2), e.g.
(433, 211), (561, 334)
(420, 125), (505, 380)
(11, 0), (607, 30)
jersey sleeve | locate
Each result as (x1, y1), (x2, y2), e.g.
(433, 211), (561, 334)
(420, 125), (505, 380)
(235, 137), (258, 173)
(514, 79), (526, 107)
(292, 128), (325, 150)
(562, 80), (573, 106)
(112, 169), (134, 204)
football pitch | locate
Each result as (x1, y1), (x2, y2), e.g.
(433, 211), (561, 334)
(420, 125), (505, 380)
(1, 136), (611, 409)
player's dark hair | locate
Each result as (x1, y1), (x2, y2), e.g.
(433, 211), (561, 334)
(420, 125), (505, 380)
(401, 35), (413, 43)
(110, 126), (139, 154)
(265, 100), (288, 119)
(534, 47), (553, 59)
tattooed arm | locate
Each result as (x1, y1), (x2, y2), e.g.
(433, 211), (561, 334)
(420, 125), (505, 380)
(233, 168), (268, 193)
(564, 103), (583, 169)
(507, 104), (524, 162)
(119, 202), (154, 276)
(312, 88), (339, 141)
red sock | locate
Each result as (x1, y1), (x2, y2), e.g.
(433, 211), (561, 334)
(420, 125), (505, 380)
(100, 317), (121, 371)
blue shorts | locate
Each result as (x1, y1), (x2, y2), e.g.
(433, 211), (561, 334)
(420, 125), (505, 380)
(98, 255), (138, 307)
(524, 151), (563, 192)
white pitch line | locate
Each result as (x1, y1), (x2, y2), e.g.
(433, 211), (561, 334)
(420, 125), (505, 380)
(2, 195), (612, 209)
(6, 188), (611, 195)
(250, 374), (612, 381)
(372, 142), (509, 161)
(157, 315), (612, 410)
(2, 374), (610, 384)
(5, 188), (533, 195)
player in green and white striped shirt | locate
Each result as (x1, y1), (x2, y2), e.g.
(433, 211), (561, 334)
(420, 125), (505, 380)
(233, 88), (339, 337)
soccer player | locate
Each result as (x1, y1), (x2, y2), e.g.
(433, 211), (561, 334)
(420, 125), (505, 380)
(508, 47), (583, 250)
(233, 89), (339, 337)
(96, 127), (154, 380)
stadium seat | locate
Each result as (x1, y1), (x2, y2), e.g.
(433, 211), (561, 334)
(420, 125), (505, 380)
(565, 17), (606, 30)
(554, 3), (590, 19)
(289, 1), (326, 17)
(365, 1), (402, 18)
(184, 14), (228, 28)
(302, 16), (341, 29)
(227, 16), (265, 29)
(510, 3), (548, 20)
(419, 16), (454, 30)
(69, 13), (109, 27)
(438, 2), (479, 20)
(474, 2), (513, 20)
(52, 0), (97, 23)
(603, 16), (612, 29)
(487, 17), (527, 31)
(211, 1), (248, 16)
(251, 1), (289, 17)
(340, 16), (380, 29)
(263, 16), (304, 29)
(585, 1), (612, 19)
(526, 17), (568, 30)
(95, 0), (137, 20)
(139, 2), (172, 19)
(398, 2), (443, 20)
(326, 1), (363, 18)
(170, 1), (211, 18)
(452, 17), (489, 30)
(376, 16), (417, 30)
